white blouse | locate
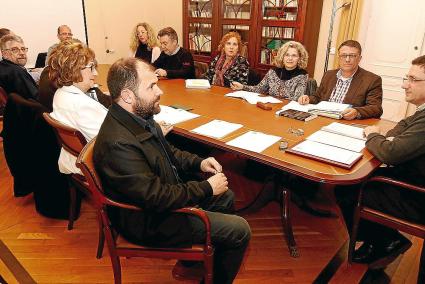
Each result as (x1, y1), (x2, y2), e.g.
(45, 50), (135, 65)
(51, 85), (108, 174)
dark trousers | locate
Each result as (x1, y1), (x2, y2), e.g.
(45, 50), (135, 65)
(188, 190), (251, 284)
(335, 168), (425, 246)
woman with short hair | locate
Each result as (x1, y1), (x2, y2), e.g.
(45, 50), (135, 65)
(231, 41), (309, 100)
(48, 40), (107, 175)
(130, 22), (161, 63)
(205, 31), (249, 87)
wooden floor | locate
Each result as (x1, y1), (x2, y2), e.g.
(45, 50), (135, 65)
(0, 128), (422, 283)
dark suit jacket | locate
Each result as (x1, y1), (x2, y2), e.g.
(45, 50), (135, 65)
(0, 59), (38, 99)
(309, 67), (383, 118)
(93, 103), (212, 247)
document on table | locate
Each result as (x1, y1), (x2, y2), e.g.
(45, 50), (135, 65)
(226, 131), (281, 153)
(276, 101), (312, 115)
(307, 130), (366, 152)
(154, 105), (200, 125)
(225, 91), (282, 104)
(185, 79), (211, 89)
(321, 122), (366, 141)
(191, 119), (243, 139)
(291, 140), (362, 166)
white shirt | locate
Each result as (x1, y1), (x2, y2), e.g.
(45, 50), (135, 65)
(51, 85), (108, 174)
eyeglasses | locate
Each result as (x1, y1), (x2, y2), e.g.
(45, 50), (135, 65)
(59, 33), (73, 36)
(82, 62), (97, 72)
(284, 54), (299, 58)
(402, 76), (425, 84)
(2, 47), (28, 54)
(338, 54), (359, 60)
(287, 127), (304, 136)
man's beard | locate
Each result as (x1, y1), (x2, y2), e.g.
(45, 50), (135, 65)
(133, 95), (160, 119)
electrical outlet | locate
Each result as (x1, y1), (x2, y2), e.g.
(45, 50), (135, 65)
(330, 47), (336, 55)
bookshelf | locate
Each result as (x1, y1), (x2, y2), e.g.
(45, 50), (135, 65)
(183, 0), (323, 76)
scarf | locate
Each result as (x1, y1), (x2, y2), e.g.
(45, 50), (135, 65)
(213, 53), (237, 86)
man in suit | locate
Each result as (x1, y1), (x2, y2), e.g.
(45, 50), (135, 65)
(153, 27), (195, 79)
(0, 34), (43, 197)
(298, 40), (383, 119)
(337, 55), (425, 270)
(94, 57), (251, 284)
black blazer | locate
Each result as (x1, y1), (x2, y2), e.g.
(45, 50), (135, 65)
(93, 103), (212, 247)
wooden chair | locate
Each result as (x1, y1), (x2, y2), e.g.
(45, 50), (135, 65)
(0, 86), (7, 122)
(76, 138), (214, 284)
(194, 61), (209, 79)
(305, 78), (317, 97)
(348, 176), (425, 283)
(43, 113), (105, 259)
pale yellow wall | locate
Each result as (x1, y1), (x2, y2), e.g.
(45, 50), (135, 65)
(84, 0), (183, 64)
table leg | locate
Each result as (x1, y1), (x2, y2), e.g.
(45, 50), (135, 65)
(280, 187), (299, 257)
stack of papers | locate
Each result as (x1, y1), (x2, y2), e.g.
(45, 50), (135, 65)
(226, 131), (281, 153)
(154, 105), (200, 125)
(191, 120), (243, 139)
(276, 101), (351, 119)
(225, 91), (282, 104)
(321, 122), (366, 140)
(185, 79), (211, 89)
(286, 122), (366, 168)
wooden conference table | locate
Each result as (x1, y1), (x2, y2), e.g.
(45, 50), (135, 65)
(96, 65), (389, 257)
(155, 79), (389, 257)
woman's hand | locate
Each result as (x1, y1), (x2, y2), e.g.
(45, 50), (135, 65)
(230, 81), (243, 90)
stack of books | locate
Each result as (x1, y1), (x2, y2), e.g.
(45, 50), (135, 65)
(185, 79), (211, 89)
(276, 101), (351, 119)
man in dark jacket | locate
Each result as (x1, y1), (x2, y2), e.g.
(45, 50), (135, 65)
(337, 55), (425, 272)
(94, 57), (250, 284)
(154, 27), (195, 79)
(298, 40), (383, 119)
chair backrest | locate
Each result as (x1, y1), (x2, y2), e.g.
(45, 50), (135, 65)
(0, 86), (7, 108)
(35, 52), (47, 68)
(305, 78), (318, 97)
(42, 112), (87, 156)
(76, 138), (140, 210)
(194, 61), (209, 79)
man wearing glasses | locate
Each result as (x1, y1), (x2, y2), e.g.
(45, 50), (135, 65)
(0, 34), (37, 99)
(46, 25), (73, 64)
(298, 40), (383, 120)
(337, 55), (425, 272)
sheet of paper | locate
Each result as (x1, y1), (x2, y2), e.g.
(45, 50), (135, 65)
(307, 130), (365, 152)
(226, 131), (281, 153)
(322, 122), (366, 141)
(292, 140), (362, 165)
(185, 79), (211, 89)
(225, 91), (282, 104)
(154, 105), (200, 125)
(276, 101), (312, 115)
(311, 101), (351, 112)
(191, 119), (243, 139)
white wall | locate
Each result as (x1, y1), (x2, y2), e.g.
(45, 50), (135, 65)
(0, 0), (87, 67)
(84, 0), (182, 64)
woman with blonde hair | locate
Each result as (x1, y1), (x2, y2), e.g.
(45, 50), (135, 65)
(130, 22), (160, 63)
(205, 31), (249, 87)
(231, 41), (308, 100)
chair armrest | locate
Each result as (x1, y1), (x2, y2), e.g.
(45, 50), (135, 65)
(365, 176), (425, 194)
(175, 207), (212, 247)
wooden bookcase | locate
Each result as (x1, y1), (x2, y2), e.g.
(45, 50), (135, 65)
(182, 0), (323, 76)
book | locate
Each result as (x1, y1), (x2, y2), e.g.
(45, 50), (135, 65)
(276, 101), (351, 120)
(286, 140), (363, 169)
(278, 109), (317, 122)
(185, 79), (211, 89)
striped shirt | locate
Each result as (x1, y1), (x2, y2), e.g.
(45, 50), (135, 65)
(329, 69), (356, 103)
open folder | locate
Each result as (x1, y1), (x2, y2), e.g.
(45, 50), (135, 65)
(285, 122), (366, 169)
